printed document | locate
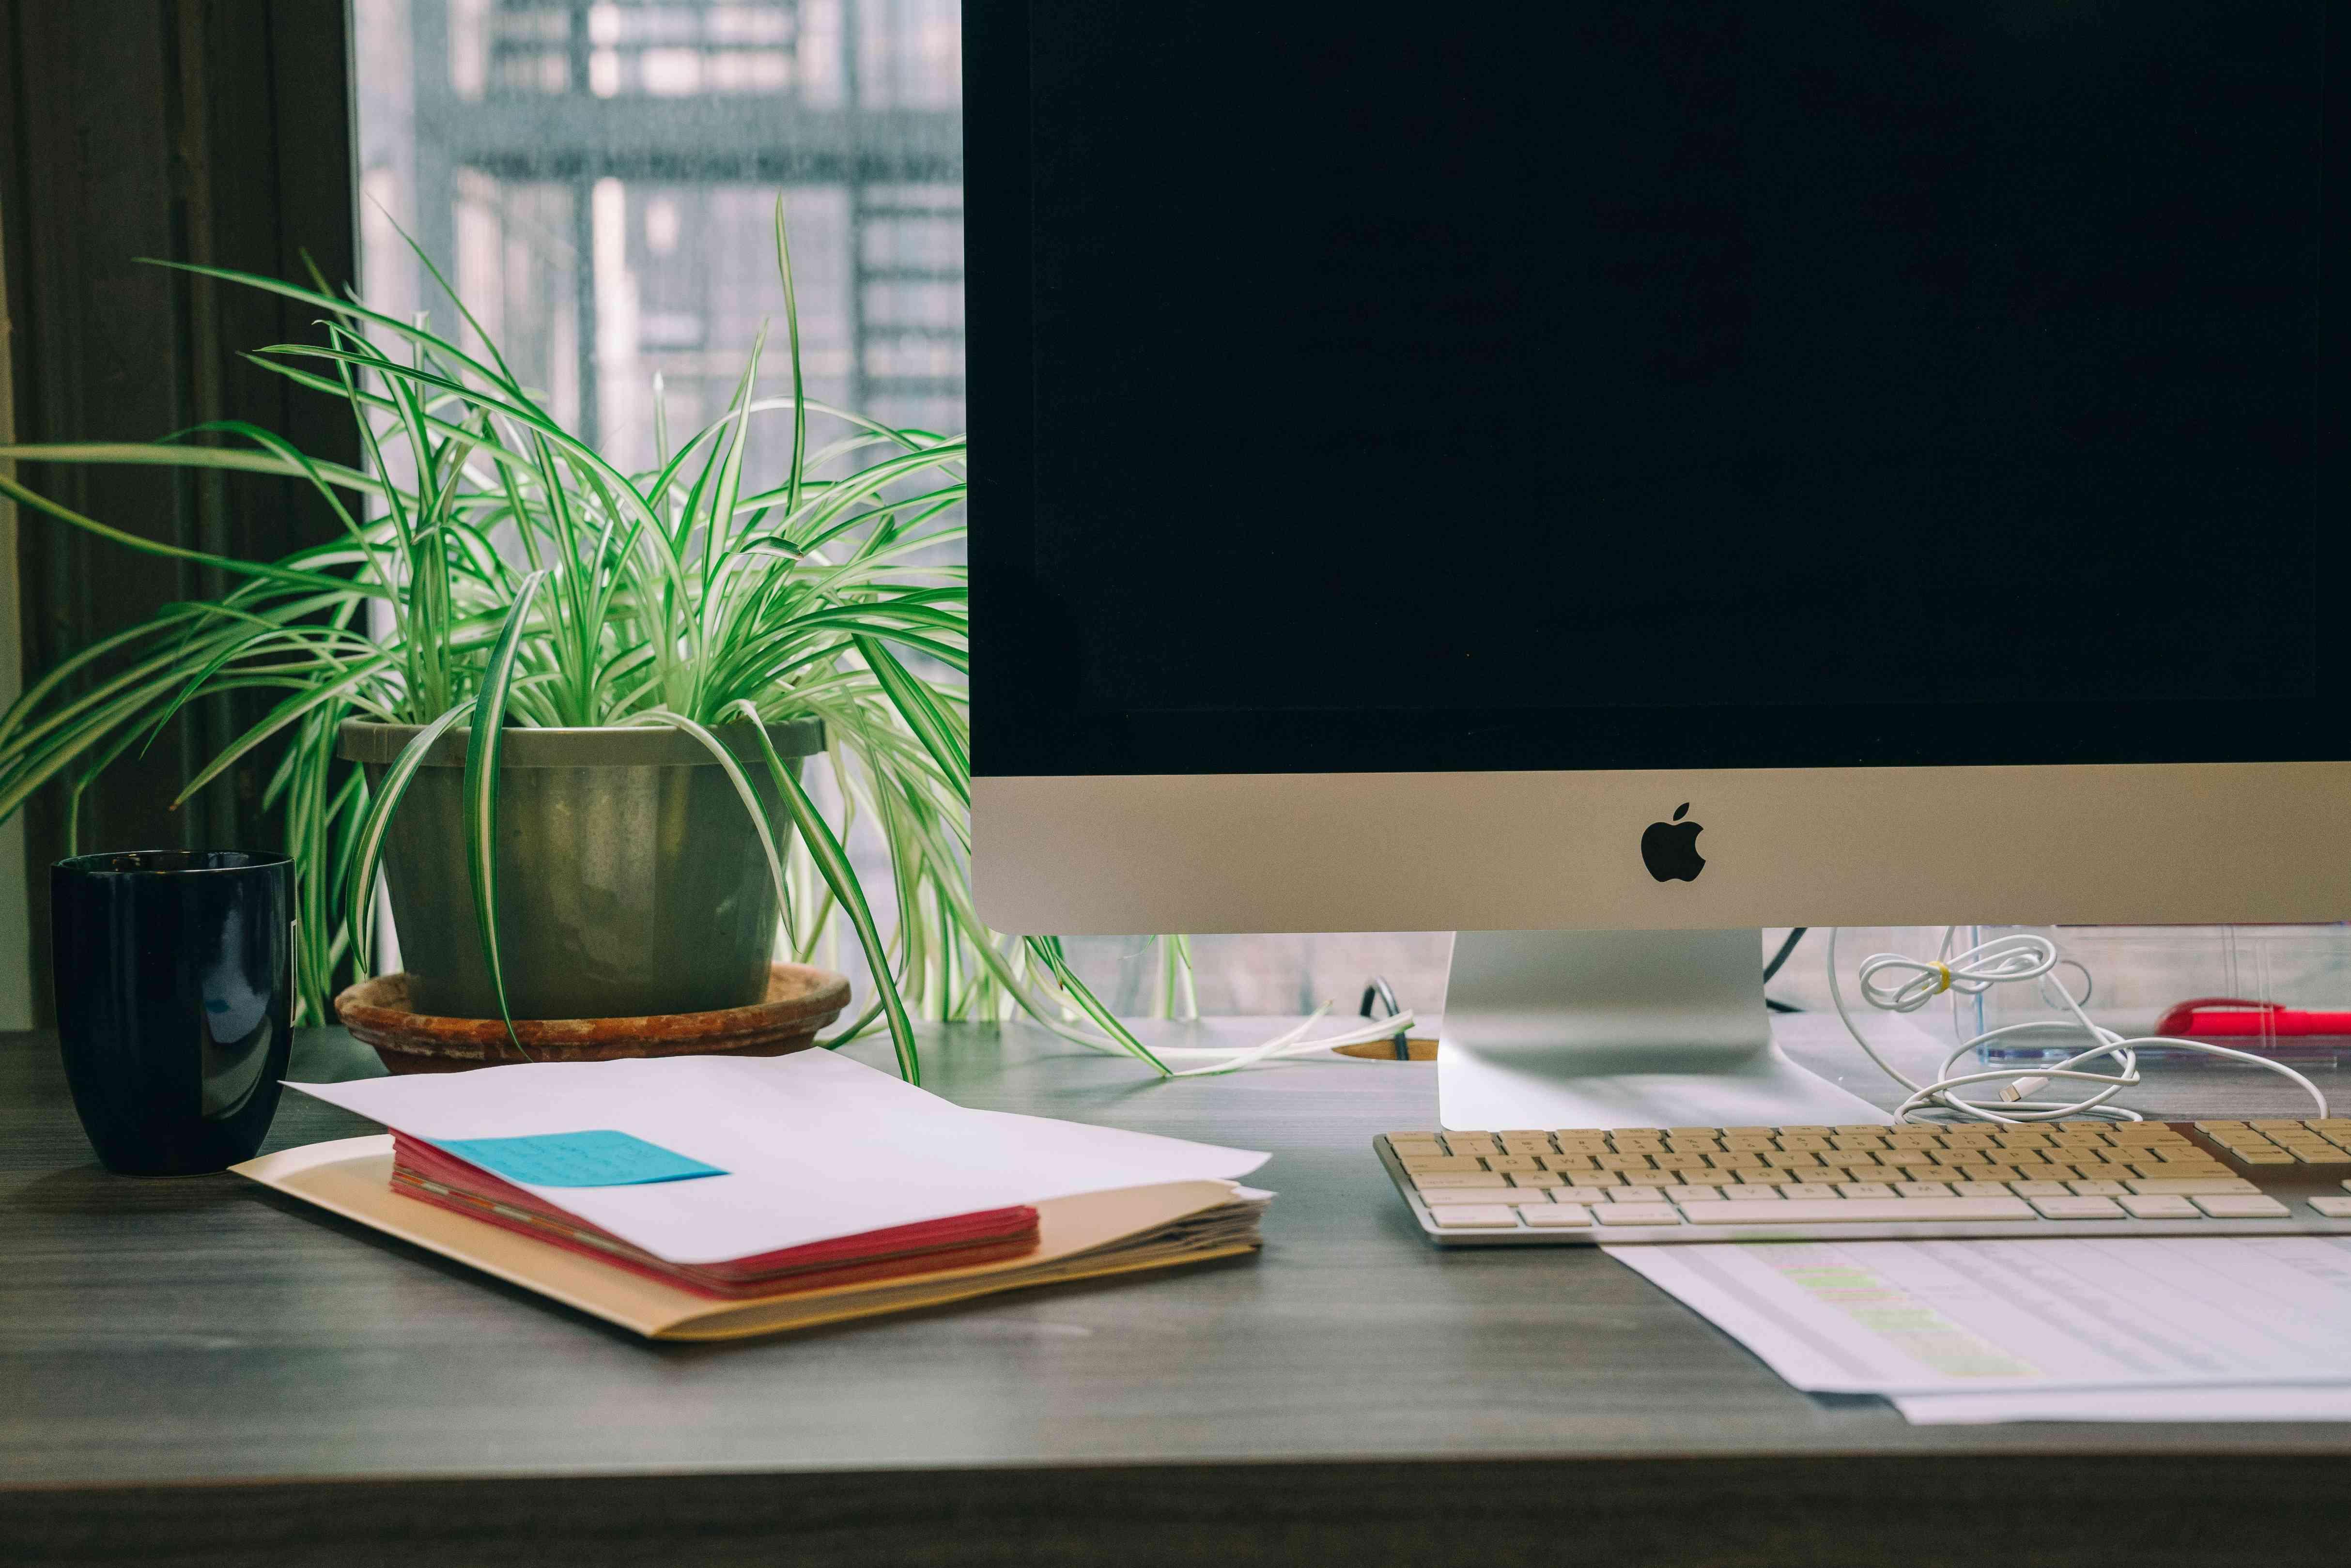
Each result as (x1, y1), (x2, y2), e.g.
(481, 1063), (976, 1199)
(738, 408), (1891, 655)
(1893, 1385), (2351, 1424)
(1607, 1236), (2351, 1396)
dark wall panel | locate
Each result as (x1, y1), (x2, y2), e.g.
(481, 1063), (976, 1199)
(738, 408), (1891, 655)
(0, 0), (357, 1019)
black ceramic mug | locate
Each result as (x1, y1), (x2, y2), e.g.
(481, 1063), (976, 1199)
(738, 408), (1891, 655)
(52, 850), (296, 1175)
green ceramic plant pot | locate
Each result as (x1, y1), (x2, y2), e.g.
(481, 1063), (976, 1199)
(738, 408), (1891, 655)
(336, 719), (823, 1021)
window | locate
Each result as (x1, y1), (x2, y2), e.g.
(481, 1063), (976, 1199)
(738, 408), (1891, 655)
(354, 0), (1452, 1021)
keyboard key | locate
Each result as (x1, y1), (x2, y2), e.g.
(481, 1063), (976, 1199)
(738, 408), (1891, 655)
(1412, 1172), (1509, 1189)
(1523, 1204), (1593, 1228)
(1678, 1197), (2035, 1224)
(1780, 1184), (1842, 1200)
(2122, 1177), (2258, 1195)
(1553, 1186), (1610, 1204)
(1663, 1185), (1723, 1203)
(1722, 1186), (1783, 1202)
(1837, 1183), (1897, 1198)
(1609, 1186), (1664, 1203)
(1423, 1186), (1530, 1205)
(1430, 1205), (1520, 1229)
(2030, 1196), (2126, 1219)
(2119, 1195), (2201, 1219)
(2066, 1180), (2129, 1196)
(1400, 1156), (1486, 1174)
(2008, 1180), (2071, 1197)
(2308, 1197), (2351, 1219)
(2290, 1146), (2351, 1165)
(1593, 1203), (1681, 1226)
(2194, 1194), (2292, 1219)
(1895, 1182), (1954, 1198)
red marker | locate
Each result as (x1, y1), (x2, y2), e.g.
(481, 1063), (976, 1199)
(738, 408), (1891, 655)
(2153, 997), (2351, 1040)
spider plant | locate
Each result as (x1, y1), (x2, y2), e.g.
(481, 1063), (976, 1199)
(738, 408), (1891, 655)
(0, 203), (1170, 1083)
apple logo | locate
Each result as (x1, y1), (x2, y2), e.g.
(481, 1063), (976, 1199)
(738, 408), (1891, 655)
(1641, 803), (1705, 883)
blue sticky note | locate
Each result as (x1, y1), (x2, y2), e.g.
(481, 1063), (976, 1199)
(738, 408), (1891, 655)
(432, 1130), (727, 1188)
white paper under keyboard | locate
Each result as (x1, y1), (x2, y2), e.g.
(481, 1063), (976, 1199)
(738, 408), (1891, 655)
(1605, 1236), (2351, 1396)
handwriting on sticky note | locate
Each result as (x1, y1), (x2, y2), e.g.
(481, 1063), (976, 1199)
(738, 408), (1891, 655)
(431, 1130), (727, 1187)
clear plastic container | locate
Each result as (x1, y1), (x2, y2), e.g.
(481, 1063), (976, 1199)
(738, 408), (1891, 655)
(1964, 924), (2351, 1067)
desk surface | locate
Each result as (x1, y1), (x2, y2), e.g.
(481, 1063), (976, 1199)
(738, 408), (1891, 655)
(7, 1016), (2351, 1565)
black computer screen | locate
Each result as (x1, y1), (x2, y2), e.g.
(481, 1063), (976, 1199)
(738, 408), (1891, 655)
(968, 2), (2344, 774)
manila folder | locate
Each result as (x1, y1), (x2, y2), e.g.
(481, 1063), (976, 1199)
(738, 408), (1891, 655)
(234, 1136), (1260, 1340)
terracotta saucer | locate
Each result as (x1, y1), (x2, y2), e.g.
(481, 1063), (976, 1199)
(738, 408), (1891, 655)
(334, 963), (853, 1075)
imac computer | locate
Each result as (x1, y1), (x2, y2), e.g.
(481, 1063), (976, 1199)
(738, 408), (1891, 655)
(966, 4), (2351, 1129)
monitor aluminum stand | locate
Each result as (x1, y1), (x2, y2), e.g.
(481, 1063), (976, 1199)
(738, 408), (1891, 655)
(1438, 930), (1891, 1130)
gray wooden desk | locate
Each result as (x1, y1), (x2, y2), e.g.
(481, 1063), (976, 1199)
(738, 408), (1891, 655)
(5, 1017), (2350, 1567)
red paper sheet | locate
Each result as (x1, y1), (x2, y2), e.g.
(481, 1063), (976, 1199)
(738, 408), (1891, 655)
(390, 1132), (1040, 1300)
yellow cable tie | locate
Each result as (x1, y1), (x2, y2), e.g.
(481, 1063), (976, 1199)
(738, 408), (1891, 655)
(1930, 961), (1953, 995)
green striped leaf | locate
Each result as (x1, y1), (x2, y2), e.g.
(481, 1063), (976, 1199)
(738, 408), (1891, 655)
(462, 570), (550, 1055)
(854, 636), (968, 805)
(728, 698), (920, 1083)
(1024, 935), (1174, 1075)
(774, 195), (809, 523)
(0, 472), (384, 599)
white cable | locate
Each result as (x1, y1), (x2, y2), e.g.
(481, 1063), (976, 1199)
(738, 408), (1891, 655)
(1826, 926), (2327, 1125)
(1150, 1007), (1420, 1076)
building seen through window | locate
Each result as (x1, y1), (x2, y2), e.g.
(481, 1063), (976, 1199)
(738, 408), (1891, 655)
(357, 0), (963, 484)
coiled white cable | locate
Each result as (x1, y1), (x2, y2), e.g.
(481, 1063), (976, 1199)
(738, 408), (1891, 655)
(1825, 926), (2328, 1125)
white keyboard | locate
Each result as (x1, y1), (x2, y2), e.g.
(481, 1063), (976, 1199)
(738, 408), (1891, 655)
(1379, 1119), (2351, 1245)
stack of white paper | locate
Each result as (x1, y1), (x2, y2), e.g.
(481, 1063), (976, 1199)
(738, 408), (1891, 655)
(289, 1050), (1269, 1265)
(1608, 1236), (2351, 1425)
